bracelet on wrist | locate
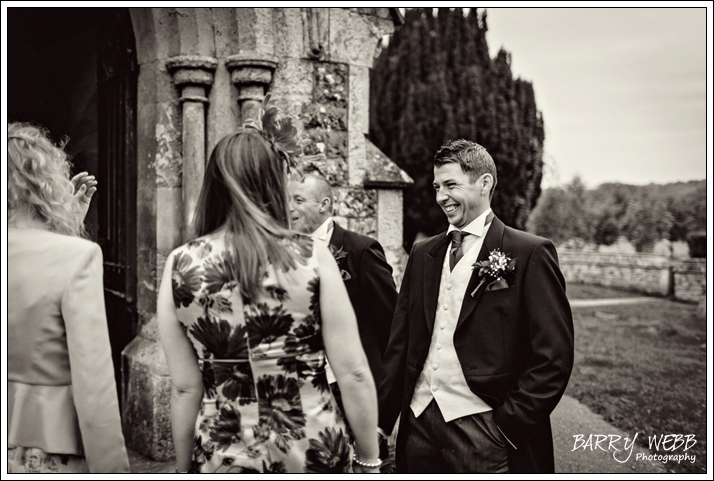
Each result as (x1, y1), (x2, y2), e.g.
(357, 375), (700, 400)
(352, 453), (382, 469)
(175, 466), (189, 473)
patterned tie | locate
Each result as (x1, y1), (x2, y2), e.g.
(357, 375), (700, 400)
(449, 211), (495, 272)
(449, 230), (469, 272)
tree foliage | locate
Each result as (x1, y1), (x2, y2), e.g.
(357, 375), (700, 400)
(620, 192), (674, 252)
(370, 8), (545, 248)
(527, 179), (705, 253)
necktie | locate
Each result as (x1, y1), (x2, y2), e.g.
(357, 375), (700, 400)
(449, 230), (469, 272)
(448, 211), (495, 272)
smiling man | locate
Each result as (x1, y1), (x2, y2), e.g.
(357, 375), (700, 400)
(288, 172), (398, 429)
(378, 139), (574, 473)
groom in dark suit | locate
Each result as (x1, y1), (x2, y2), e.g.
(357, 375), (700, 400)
(378, 140), (574, 473)
(289, 172), (398, 396)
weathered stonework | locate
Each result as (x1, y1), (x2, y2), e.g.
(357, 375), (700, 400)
(349, 65), (370, 135)
(364, 138), (414, 188)
(226, 53), (279, 124)
(323, 131), (349, 162)
(559, 252), (671, 296)
(167, 55), (219, 242)
(329, 8), (395, 68)
(348, 216), (377, 238)
(349, 7), (393, 19)
(376, 189), (404, 250)
(347, 129), (367, 186)
(226, 54), (278, 86)
(273, 8), (304, 59)
(560, 252), (706, 303)
(672, 259), (706, 303)
(301, 103), (347, 131)
(156, 187), (182, 257)
(174, 8), (215, 57)
(121, 335), (172, 460)
(206, 61), (240, 158)
(335, 188), (377, 218)
(270, 58), (313, 121)
(153, 103), (182, 188)
(234, 8), (275, 57)
(314, 62), (348, 107)
(302, 130), (349, 185)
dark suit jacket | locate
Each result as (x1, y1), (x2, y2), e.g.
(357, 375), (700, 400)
(378, 216), (574, 473)
(329, 222), (398, 386)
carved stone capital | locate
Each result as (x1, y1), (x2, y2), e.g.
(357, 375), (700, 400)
(166, 56), (218, 101)
(226, 53), (279, 123)
(225, 53), (279, 87)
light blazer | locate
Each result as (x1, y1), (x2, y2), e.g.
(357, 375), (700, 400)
(8, 227), (130, 473)
(379, 216), (574, 473)
(329, 222), (398, 386)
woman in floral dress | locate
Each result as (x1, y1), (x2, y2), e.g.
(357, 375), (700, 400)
(157, 118), (380, 473)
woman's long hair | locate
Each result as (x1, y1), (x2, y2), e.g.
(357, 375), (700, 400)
(193, 129), (302, 301)
(7, 122), (85, 237)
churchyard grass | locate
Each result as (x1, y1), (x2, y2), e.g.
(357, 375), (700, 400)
(565, 292), (706, 474)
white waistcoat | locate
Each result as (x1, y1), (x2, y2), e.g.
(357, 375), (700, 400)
(409, 226), (493, 422)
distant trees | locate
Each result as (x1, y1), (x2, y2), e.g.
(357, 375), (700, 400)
(620, 192), (674, 252)
(526, 177), (589, 244)
(527, 178), (706, 253)
(370, 8), (545, 248)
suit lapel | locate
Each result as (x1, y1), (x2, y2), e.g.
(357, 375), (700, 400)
(456, 216), (506, 330)
(423, 233), (450, 333)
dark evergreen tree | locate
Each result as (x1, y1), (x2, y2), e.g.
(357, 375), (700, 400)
(370, 8), (545, 248)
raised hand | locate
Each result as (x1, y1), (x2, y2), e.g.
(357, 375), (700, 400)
(71, 172), (98, 220)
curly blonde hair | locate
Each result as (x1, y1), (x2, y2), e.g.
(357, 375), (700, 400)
(7, 122), (85, 237)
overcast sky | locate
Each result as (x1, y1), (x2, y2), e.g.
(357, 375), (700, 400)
(480, 7), (708, 188)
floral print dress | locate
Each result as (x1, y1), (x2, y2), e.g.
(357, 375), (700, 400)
(170, 232), (352, 473)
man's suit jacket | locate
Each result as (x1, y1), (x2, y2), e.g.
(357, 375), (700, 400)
(378, 216), (574, 473)
(329, 222), (398, 386)
(8, 227), (130, 473)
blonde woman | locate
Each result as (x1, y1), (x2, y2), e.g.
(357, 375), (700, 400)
(157, 103), (381, 473)
(7, 123), (130, 473)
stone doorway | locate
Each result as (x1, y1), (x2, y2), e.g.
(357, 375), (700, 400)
(7, 7), (139, 398)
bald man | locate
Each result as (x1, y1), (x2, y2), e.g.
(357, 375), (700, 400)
(289, 173), (398, 418)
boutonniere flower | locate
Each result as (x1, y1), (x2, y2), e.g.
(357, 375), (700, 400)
(470, 249), (516, 297)
(328, 245), (351, 281)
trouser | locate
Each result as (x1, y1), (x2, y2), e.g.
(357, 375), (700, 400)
(401, 399), (509, 473)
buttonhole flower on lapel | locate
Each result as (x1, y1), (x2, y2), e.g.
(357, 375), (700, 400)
(471, 249), (516, 297)
(328, 245), (351, 281)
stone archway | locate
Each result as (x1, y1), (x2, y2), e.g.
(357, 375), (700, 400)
(96, 8), (139, 404)
(7, 7), (140, 399)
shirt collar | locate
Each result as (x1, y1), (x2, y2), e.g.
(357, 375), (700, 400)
(312, 217), (334, 242)
(446, 208), (493, 238)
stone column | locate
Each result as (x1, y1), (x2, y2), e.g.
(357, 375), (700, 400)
(225, 53), (279, 123)
(166, 56), (218, 241)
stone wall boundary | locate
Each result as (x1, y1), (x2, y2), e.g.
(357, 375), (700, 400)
(559, 250), (706, 302)
(671, 259), (707, 303)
